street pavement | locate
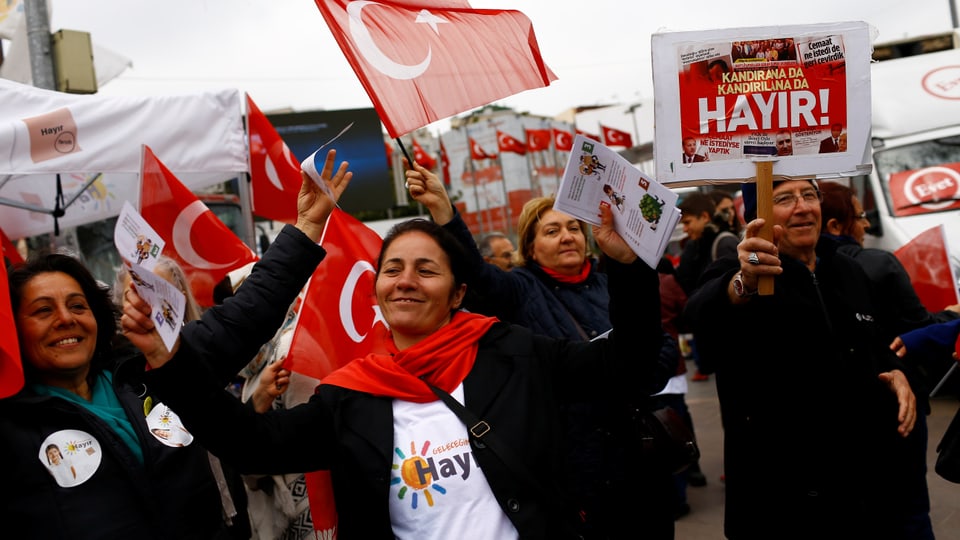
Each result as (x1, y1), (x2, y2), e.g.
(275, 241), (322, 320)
(674, 359), (960, 540)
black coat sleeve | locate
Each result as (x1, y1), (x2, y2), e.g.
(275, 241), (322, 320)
(182, 224), (326, 383)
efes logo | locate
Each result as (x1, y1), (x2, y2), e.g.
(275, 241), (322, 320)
(391, 438), (473, 509)
(38, 429), (102, 488)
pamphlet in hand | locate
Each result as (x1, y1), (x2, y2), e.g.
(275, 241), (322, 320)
(554, 135), (681, 268)
(114, 201), (165, 271)
(113, 201), (185, 352)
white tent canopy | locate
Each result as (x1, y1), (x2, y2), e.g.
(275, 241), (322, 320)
(0, 79), (248, 239)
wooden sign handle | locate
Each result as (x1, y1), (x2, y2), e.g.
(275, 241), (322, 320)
(755, 162), (774, 295)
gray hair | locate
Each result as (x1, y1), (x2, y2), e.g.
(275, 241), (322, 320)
(477, 231), (509, 258)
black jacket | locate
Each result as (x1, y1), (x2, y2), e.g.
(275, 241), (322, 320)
(685, 237), (909, 539)
(145, 224), (664, 539)
(0, 351), (248, 539)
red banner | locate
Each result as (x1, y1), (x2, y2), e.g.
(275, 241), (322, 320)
(411, 137), (437, 169)
(553, 128), (573, 152)
(496, 131), (527, 155)
(283, 208), (390, 534)
(894, 225), (960, 312)
(0, 256), (24, 398)
(601, 124), (634, 147)
(469, 137), (495, 160)
(576, 129), (601, 143)
(1, 227), (23, 265)
(247, 94), (303, 224)
(526, 128), (551, 152)
(140, 146), (259, 307)
(888, 163), (960, 217)
(440, 138), (451, 186)
(284, 208), (390, 380)
(314, 0), (556, 137)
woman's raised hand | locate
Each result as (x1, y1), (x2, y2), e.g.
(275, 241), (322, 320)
(296, 149), (353, 242)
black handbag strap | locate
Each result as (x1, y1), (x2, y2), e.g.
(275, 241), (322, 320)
(425, 383), (558, 506)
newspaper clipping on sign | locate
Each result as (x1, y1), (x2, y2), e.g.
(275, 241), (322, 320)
(651, 21), (873, 186)
(554, 135), (680, 268)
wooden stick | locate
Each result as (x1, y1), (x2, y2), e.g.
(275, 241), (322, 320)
(755, 161), (775, 295)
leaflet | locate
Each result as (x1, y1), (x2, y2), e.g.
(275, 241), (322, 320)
(554, 135), (680, 268)
(113, 202), (185, 352)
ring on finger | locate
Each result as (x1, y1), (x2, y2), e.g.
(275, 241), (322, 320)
(404, 181), (410, 189)
(747, 252), (760, 265)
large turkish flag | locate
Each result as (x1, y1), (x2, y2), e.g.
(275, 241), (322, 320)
(314, 0), (556, 137)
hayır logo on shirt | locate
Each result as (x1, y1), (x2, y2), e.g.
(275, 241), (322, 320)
(392, 438), (473, 508)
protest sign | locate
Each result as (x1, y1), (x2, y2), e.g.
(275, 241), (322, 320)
(651, 21), (873, 186)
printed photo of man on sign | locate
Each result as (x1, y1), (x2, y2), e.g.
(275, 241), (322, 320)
(651, 22), (873, 185)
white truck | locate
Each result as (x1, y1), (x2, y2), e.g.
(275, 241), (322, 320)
(847, 38), (960, 288)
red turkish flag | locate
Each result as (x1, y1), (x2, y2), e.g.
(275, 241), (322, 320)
(469, 137), (495, 160)
(553, 128), (573, 152)
(439, 138), (451, 186)
(385, 140), (394, 164)
(526, 128), (550, 152)
(314, 0), (556, 137)
(601, 124), (634, 147)
(577, 129), (601, 143)
(1, 227), (23, 265)
(247, 94), (302, 224)
(283, 207), (391, 535)
(497, 130), (526, 155)
(411, 137), (437, 169)
(284, 207), (390, 380)
(139, 146), (259, 307)
(0, 256), (24, 398)
(894, 225), (960, 312)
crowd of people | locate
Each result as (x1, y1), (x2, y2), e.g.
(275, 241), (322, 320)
(3, 143), (958, 540)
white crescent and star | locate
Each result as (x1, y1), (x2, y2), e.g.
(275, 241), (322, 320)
(172, 200), (239, 270)
(472, 140), (486, 157)
(264, 141), (299, 192)
(347, 1), (448, 80)
(339, 260), (387, 342)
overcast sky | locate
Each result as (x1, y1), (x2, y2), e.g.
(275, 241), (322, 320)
(49, 0), (958, 134)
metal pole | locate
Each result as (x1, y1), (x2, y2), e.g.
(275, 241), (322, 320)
(25, 0), (55, 90)
(951, 0), (959, 31)
(626, 103), (642, 147)
(235, 174), (258, 251)
(464, 127), (486, 235)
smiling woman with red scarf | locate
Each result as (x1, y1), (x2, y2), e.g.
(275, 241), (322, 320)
(405, 161), (677, 540)
(121, 149), (664, 540)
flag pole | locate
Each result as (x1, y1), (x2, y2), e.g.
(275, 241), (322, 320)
(394, 138), (414, 167)
(496, 150), (513, 238)
(464, 128), (486, 235)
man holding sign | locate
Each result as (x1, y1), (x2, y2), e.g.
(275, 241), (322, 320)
(684, 178), (920, 538)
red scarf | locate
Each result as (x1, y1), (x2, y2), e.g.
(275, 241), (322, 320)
(540, 260), (591, 284)
(321, 311), (498, 402)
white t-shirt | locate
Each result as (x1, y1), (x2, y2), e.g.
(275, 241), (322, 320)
(389, 383), (518, 540)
